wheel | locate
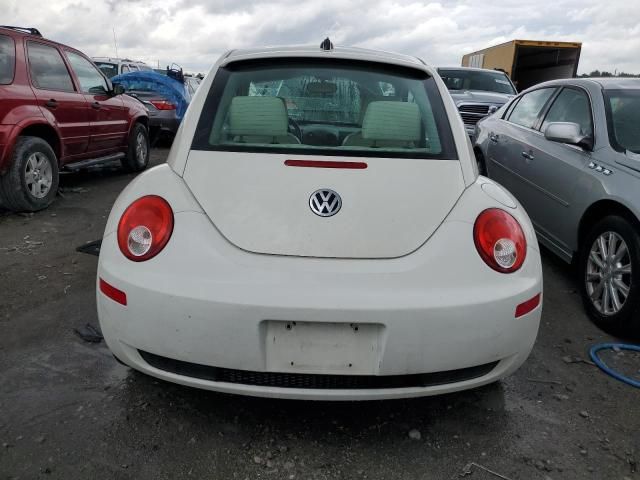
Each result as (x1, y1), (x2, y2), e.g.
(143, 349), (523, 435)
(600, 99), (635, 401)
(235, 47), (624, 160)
(122, 123), (150, 172)
(578, 215), (640, 336)
(0, 136), (59, 212)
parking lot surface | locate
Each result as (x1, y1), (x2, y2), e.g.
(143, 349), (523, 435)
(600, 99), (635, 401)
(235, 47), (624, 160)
(1, 148), (638, 480)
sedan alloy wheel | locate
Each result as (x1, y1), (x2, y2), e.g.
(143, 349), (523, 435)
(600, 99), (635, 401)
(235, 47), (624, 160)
(586, 231), (632, 315)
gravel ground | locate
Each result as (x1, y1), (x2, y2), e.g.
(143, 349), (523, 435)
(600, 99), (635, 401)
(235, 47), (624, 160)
(1, 148), (639, 480)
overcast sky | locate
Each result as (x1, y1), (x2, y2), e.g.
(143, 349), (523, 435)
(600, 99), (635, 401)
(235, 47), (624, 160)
(5, 0), (639, 75)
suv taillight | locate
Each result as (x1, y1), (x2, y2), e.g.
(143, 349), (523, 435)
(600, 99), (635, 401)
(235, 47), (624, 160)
(473, 208), (526, 273)
(117, 195), (174, 261)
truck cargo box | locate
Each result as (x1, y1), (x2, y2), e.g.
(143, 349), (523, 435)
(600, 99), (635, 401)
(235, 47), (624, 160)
(462, 40), (581, 91)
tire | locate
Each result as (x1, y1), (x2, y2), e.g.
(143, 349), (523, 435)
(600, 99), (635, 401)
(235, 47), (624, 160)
(578, 215), (640, 336)
(121, 122), (150, 172)
(0, 136), (59, 212)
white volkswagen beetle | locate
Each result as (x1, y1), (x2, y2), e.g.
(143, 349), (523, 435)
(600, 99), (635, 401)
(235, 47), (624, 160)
(97, 42), (542, 400)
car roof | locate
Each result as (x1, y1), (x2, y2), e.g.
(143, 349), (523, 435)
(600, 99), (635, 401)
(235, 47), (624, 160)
(529, 77), (640, 91)
(222, 45), (430, 71)
(437, 66), (508, 74)
(92, 57), (147, 64)
(0, 26), (90, 57)
(586, 78), (640, 90)
(0, 26), (42, 38)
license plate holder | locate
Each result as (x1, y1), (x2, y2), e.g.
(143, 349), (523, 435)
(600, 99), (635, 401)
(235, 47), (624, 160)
(264, 321), (383, 375)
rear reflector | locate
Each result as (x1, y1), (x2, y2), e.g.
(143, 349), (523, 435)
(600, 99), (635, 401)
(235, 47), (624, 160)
(285, 160), (367, 169)
(99, 278), (127, 306)
(515, 293), (541, 318)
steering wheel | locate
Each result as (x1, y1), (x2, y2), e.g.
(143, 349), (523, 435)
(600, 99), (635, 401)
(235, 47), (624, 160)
(288, 117), (303, 141)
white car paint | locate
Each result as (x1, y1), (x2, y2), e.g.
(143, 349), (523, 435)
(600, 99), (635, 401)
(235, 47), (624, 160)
(184, 151), (465, 258)
(97, 45), (542, 400)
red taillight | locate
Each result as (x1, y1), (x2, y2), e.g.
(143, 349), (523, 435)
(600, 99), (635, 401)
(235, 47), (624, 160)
(473, 208), (527, 273)
(149, 100), (176, 110)
(99, 278), (127, 305)
(117, 195), (174, 262)
(515, 293), (541, 318)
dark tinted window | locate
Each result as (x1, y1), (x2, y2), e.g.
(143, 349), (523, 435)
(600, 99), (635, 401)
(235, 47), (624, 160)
(27, 42), (74, 91)
(508, 88), (555, 129)
(66, 51), (108, 94)
(605, 89), (640, 154)
(0, 34), (16, 84)
(541, 88), (593, 136)
(192, 59), (458, 160)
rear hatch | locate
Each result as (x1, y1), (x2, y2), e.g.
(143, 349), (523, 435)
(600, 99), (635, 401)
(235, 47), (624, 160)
(183, 57), (463, 259)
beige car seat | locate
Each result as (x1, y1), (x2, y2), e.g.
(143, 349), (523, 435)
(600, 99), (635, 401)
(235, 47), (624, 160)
(342, 101), (421, 148)
(228, 96), (300, 144)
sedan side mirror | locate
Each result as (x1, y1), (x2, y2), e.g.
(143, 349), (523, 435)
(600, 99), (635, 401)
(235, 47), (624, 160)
(112, 83), (126, 96)
(544, 122), (593, 151)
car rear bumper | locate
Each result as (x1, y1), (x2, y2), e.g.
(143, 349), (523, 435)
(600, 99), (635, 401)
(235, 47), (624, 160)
(148, 114), (180, 135)
(97, 209), (542, 400)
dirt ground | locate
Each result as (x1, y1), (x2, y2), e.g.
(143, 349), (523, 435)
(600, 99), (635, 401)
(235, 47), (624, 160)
(1, 148), (638, 480)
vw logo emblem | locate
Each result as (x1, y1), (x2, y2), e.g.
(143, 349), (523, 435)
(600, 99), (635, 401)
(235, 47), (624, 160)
(309, 189), (342, 217)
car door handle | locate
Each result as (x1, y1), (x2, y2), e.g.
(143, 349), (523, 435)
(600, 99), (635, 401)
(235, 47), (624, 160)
(91, 102), (101, 109)
(45, 99), (58, 108)
(521, 151), (535, 161)
(489, 133), (499, 143)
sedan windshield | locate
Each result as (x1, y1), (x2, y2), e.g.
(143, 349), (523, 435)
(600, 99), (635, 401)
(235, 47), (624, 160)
(438, 69), (516, 95)
(95, 62), (118, 79)
(605, 89), (640, 154)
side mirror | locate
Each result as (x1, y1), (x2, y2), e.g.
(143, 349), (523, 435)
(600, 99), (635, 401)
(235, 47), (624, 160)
(544, 122), (593, 150)
(112, 83), (126, 96)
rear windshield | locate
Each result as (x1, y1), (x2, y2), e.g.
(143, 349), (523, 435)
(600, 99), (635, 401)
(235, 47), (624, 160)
(438, 69), (516, 95)
(0, 35), (16, 84)
(192, 59), (457, 159)
(605, 89), (640, 154)
(95, 62), (118, 79)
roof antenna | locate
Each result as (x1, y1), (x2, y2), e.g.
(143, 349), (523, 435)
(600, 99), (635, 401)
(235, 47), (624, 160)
(320, 37), (333, 51)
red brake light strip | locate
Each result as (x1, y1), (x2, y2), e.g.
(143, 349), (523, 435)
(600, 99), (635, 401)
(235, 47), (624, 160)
(100, 278), (127, 306)
(285, 160), (367, 169)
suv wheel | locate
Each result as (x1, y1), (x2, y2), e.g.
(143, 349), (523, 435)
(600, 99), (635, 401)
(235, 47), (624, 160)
(0, 136), (59, 212)
(579, 215), (640, 336)
(122, 123), (150, 172)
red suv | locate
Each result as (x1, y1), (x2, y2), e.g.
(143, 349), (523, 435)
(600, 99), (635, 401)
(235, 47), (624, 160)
(0, 26), (149, 212)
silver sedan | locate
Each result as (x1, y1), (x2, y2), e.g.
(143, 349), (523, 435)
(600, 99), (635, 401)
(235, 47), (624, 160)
(475, 78), (640, 336)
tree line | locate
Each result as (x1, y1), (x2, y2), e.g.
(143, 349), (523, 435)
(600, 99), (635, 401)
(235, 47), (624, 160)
(580, 70), (640, 78)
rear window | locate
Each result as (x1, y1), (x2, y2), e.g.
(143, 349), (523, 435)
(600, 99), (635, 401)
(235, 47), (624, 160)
(192, 59), (457, 159)
(27, 42), (74, 92)
(0, 34), (16, 84)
